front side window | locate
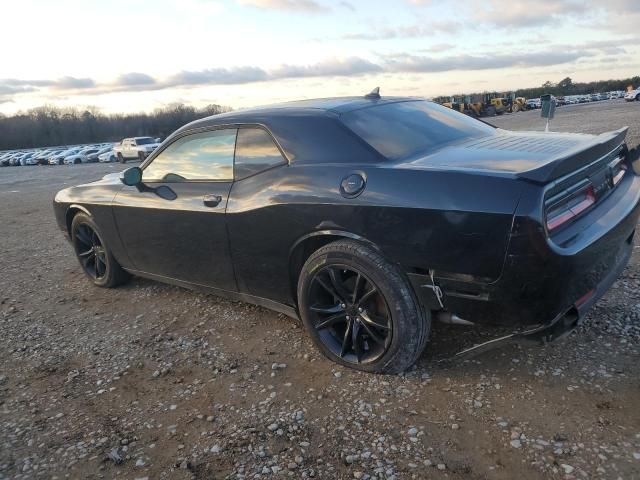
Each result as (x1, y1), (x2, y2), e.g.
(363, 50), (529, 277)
(234, 128), (286, 180)
(142, 129), (237, 182)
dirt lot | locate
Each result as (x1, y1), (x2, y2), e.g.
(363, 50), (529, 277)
(1, 100), (639, 480)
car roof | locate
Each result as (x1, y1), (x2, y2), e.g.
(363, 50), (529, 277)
(184, 96), (421, 130)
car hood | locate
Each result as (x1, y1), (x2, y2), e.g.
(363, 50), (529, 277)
(100, 172), (122, 182)
(395, 128), (628, 183)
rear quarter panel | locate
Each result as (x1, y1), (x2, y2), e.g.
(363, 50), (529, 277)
(226, 163), (523, 305)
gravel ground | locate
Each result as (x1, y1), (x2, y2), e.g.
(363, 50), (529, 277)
(1, 100), (639, 480)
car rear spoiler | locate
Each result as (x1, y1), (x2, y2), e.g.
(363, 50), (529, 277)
(517, 126), (628, 183)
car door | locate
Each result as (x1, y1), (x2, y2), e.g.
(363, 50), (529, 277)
(112, 128), (238, 291)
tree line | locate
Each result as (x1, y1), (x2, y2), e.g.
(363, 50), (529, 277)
(513, 76), (640, 99)
(0, 103), (232, 151)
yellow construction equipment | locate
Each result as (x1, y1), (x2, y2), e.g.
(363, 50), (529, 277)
(511, 97), (529, 112)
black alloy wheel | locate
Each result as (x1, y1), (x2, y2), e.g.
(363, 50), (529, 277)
(308, 265), (392, 364)
(73, 223), (107, 281)
(70, 213), (130, 288)
(298, 240), (429, 373)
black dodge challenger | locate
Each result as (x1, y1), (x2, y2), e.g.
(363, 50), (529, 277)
(53, 93), (640, 372)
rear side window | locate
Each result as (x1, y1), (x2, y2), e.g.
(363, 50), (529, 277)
(341, 100), (495, 161)
(234, 128), (286, 180)
(142, 129), (237, 182)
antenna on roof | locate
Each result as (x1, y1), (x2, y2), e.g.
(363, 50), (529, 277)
(365, 87), (381, 99)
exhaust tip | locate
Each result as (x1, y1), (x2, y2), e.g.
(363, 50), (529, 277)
(435, 311), (475, 326)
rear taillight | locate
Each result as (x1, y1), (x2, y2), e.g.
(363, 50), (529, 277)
(609, 155), (627, 186)
(546, 184), (596, 232)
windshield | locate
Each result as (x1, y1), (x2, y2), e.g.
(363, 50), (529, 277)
(136, 137), (155, 145)
(340, 100), (495, 161)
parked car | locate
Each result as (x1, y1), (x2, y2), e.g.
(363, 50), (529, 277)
(32, 149), (55, 165)
(625, 88), (640, 102)
(1, 152), (19, 166)
(98, 149), (117, 163)
(87, 146), (113, 163)
(64, 147), (101, 165)
(525, 98), (541, 109)
(13, 152), (29, 166)
(0, 152), (11, 166)
(49, 148), (79, 165)
(113, 137), (160, 163)
(53, 94), (640, 373)
(19, 152), (37, 165)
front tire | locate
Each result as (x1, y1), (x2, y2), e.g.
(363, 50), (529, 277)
(297, 240), (429, 373)
(138, 151), (146, 162)
(71, 213), (130, 288)
(117, 152), (126, 163)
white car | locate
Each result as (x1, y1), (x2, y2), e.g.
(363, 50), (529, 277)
(625, 88), (640, 102)
(49, 148), (79, 165)
(87, 146), (113, 162)
(64, 147), (101, 165)
(19, 152), (36, 166)
(525, 98), (541, 109)
(98, 149), (117, 162)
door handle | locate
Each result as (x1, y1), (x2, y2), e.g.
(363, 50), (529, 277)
(203, 194), (222, 207)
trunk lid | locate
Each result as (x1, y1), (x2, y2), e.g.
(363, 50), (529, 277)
(396, 127), (628, 184)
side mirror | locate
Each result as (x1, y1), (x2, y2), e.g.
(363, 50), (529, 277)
(121, 166), (142, 186)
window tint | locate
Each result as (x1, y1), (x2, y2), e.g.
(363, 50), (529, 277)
(340, 100), (495, 161)
(234, 128), (285, 180)
(143, 129), (237, 182)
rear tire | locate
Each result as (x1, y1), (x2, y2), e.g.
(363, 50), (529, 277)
(297, 240), (429, 373)
(71, 213), (130, 288)
(138, 151), (145, 162)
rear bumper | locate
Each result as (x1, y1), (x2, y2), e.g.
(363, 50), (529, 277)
(416, 171), (640, 328)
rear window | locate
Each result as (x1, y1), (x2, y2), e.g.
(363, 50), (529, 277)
(340, 100), (494, 161)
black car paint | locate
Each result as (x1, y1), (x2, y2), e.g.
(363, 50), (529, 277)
(54, 97), (640, 330)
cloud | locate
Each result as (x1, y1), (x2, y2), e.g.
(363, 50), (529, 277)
(167, 66), (269, 86)
(0, 84), (38, 95)
(54, 76), (95, 89)
(384, 50), (594, 73)
(270, 57), (383, 78)
(343, 21), (461, 40)
(115, 72), (157, 86)
(419, 43), (456, 53)
(475, 0), (587, 27)
(339, 1), (355, 11)
(237, 0), (328, 12)
(0, 46), (608, 104)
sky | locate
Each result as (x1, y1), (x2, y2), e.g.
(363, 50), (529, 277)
(0, 0), (639, 115)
